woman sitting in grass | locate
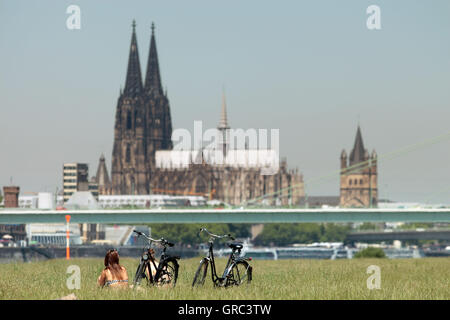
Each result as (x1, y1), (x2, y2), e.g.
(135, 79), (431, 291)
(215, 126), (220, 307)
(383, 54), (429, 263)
(97, 249), (129, 288)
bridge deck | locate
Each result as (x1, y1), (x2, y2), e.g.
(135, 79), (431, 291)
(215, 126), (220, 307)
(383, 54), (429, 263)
(0, 208), (449, 224)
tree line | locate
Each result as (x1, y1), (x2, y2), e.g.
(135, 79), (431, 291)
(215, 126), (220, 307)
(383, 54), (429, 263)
(147, 223), (351, 247)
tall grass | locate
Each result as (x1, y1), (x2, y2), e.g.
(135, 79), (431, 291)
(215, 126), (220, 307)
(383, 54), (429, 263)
(0, 257), (448, 299)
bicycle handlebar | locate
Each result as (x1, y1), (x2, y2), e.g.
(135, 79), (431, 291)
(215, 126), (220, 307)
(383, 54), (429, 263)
(198, 228), (235, 241)
(133, 230), (174, 247)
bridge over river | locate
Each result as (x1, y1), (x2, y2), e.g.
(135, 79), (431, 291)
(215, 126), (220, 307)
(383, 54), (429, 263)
(0, 208), (449, 224)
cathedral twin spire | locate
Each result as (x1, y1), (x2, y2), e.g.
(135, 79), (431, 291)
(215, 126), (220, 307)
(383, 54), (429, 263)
(123, 20), (163, 98)
(111, 20), (172, 195)
(145, 22), (163, 95)
(125, 20), (226, 129)
(123, 20), (143, 97)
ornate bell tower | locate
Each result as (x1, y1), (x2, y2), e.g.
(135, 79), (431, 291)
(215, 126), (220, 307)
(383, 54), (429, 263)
(340, 125), (378, 207)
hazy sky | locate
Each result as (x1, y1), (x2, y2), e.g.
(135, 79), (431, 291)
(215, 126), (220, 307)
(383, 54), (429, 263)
(1, 0), (449, 204)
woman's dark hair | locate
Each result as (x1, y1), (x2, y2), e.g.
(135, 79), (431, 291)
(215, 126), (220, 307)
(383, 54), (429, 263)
(104, 249), (122, 276)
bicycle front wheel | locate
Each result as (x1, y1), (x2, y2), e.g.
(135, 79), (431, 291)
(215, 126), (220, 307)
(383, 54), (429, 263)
(225, 260), (252, 287)
(155, 258), (179, 288)
(133, 260), (148, 287)
(192, 258), (209, 287)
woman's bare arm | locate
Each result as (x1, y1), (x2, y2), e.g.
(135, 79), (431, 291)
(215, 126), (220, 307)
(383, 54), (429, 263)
(120, 267), (129, 280)
(97, 269), (107, 287)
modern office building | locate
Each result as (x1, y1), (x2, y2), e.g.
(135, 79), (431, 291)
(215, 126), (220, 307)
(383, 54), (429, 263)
(63, 163), (89, 202)
(26, 224), (82, 246)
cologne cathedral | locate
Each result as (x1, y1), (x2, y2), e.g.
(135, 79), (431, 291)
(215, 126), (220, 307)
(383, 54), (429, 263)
(94, 21), (304, 206)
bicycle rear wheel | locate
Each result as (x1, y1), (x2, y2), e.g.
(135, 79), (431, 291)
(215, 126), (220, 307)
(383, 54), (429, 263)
(224, 260), (252, 287)
(155, 258), (179, 288)
(192, 258), (209, 287)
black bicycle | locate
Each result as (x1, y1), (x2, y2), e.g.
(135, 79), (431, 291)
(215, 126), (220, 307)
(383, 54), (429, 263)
(192, 228), (252, 287)
(133, 230), (180, 288)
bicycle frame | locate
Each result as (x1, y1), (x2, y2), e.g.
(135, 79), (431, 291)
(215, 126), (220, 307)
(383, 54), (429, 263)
(199, 229), (243, 285)
(139, 246), (165, 284)
(134, 231), (179, 286)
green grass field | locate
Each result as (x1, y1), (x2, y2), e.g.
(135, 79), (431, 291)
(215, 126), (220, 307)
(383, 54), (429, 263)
(0, 257), (448, 300)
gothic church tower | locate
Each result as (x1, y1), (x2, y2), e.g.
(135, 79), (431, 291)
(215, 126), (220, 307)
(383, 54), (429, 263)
(143, 23), (173, 161)
(339, 125), (378, 207)
(111, 21), (173, 195)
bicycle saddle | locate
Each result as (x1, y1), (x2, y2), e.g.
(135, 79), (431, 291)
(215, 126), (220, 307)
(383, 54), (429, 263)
(228, 242), (243, 250)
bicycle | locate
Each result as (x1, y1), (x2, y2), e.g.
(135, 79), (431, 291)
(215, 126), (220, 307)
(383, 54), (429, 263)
(192, 228), (252, 287)
(132, 230), (180, 288)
